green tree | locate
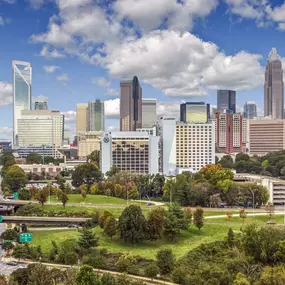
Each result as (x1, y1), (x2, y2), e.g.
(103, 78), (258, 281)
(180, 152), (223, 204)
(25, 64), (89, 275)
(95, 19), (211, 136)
(27, 263), (53, 285)
(116, 254), (136, 273)
(0, 274), (8, 285)
(228, 228), (235, 247)
(104, 216), (117, 239)
(128, 185), (139, 200)
(114, 184), (123, 198)
(90, 184), (99, 195)
(156, 249), (176, 274)
(193, 206), (204, 230)
(184, 207), (192, 225)
(99, 211), (113, 229)
(36, 189), (48, 207)
(101, 273), (117, 285)
(239, 209), (247, 224)
(80, 184), (87, 201)
(106, 166), (120, 178)
(145, 264), (159, 280)
(78, 228), (99, 250)
(1, 229), (18, 241)
(76, 265), (98, 285)
(18, 188), (32, 200)
(11, 268), (29, 285)
(26, 153), (42, 164)
(12, 245), (30, 261)
(58, 191), (69, 207)
(0, 152), (15, 175)
(86, 150), (100, 167)
(72, 163), (102, 189)
(218, 155), (234, 169)
(233, 273), (250, 285)
(146, 208), (165, 241)
(118, 205), (146, 243)
(2, 165), (27, 192)
(257, 266), (285, 285)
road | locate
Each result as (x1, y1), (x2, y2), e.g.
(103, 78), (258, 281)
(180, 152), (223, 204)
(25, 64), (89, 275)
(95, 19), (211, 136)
(0, 262), (27, 275)
(205, 212), (285, 219)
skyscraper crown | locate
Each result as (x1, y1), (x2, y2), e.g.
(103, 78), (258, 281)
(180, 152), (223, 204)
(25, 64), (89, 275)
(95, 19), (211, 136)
(268, 48), (281, 62)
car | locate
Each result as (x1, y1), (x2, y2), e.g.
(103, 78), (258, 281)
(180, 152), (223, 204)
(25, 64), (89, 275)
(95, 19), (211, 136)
(3, 198), (10, 202)
(146, 202), (154, 206)
(67, 224), (78, 228)
(6, 261), (18, 266)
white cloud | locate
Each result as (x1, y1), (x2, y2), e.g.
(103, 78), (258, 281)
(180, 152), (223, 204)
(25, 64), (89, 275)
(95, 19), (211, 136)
(0, 0), (16, 3)
(91, 77), (110, 87)
(57, 73), (70, 82)
(0, 127), (13, 140)
(0, 82), (13, 106)
(40, 46), (65, 59)
(32, 95), (48, 103)
(265, 2), (285, 22)
(0, 17), (4, 26)
(105, 99), (120, 119)
(106, 88), (119, 96)
(157, 101), (180, 119)
(62, 110), (76, 122)
(43, 65), (60, 73)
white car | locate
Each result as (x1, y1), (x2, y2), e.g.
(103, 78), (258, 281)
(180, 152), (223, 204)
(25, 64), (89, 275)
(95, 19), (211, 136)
(3, 198), (10, 202)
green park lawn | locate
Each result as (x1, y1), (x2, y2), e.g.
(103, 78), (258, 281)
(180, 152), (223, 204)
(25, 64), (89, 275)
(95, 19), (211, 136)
(30, 214), (285, 259)
(49, 194), (141, 205)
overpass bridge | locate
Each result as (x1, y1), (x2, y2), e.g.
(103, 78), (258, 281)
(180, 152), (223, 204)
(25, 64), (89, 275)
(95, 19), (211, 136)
(1, 216), (89, 225)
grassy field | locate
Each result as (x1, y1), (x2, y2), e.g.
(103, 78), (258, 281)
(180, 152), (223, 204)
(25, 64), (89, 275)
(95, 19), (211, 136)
(31, 214), (285, 259)
(49, 194), (141, 205)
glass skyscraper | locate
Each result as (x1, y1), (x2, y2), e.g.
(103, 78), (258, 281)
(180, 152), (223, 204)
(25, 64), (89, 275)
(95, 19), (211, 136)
(35, 101), (48, 110)
(180, 102), (210, 123)
(217, 90), (236, 113)
(243, 101), (257, 119)
(264, 48), (284, 119)
(88, 100), (105, 132)
(142, 98), (157, 128)
(13, 61), (32, 146)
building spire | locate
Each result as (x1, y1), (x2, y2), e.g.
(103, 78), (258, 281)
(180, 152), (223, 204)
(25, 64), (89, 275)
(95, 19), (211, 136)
(268, 48), (281, 62)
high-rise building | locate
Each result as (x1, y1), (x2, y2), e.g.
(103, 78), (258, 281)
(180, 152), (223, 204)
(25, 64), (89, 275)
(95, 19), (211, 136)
(100, 132), (159, 175)
(249, 119), (285, 154)
(264, 48), (284, 119)
(76, 103), (88, 137)
(120, 76), (142, 131)
(142, 98), (157, 128)
(17, 110), (64, 148)
(78, 131), (102, 159)
(13, 61), (32, 146)
(215, 112), (246, 154)
(180, 102), (210, 123)
(176, 122), (215, 173)
(88, 100), (105, 132)
(35, 101), (48, 110)
(217, 90), (236, 113)
(243, 101), (257, 119)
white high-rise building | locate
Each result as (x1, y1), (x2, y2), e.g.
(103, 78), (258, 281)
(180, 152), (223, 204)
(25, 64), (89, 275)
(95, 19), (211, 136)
(142, 98), (157, 128)
(13, 61), (32, 146)
(100, 132), (159, 175)
(17, 110), (64, 148)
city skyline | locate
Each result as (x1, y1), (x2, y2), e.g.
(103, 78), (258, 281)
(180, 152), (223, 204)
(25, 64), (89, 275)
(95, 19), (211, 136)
(1, 1), (285, 139)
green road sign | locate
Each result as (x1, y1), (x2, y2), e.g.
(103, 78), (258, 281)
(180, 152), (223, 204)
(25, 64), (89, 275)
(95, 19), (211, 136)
(0, 216), (2, 223)
(13, 193), (19, 199)
(19, 233), (32, 243)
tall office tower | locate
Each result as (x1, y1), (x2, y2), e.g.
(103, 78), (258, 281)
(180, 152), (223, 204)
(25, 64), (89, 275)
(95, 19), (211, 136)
(17, 110), (64, 148)
(180, 102), (210, 123)
(215, 112), (246, 154)
(176, 122), (215, 173)
(142, 98), (157, 128)
(120, 76), (142, 131)
(76, 103), (88, 137)
(264, 48), (284, 119)
(35, 101), (48, 110)
(243, 101), (257, 119)
(13, 61), (32, 146)
(88, 100), (105, 131)
(101, 132), (159, 175)
(217, 90), (236, 113)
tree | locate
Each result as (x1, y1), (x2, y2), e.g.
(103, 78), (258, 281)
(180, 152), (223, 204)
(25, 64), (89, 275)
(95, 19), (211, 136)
(80, 184), (88, 201)
(27, 263), (54, 285)
(12, 245), (30, 261)
(128, 185), (139, 200)
(101, 273), (117, 285)
(265, 203), (275, 220)
(184, 207), (192, 225)
(104, 216), (117, 239)
(58, 191), (69, 207)
(209, 194), (222, 208)
(145, 264), (159, 280)
(2, 165), (27, 192)
(106, 166), (120, 178)
(90, 184), (99, 195)
(146, 208), (165, 241)
(118, 205), (146, 243)
(76, 265), (98, 285)
(218, 155), (234, 169)
(72, 163), (102, 189)
(233, 273), (250, 285)
(116, 253), (136, 273)
(11, 268), (29, 285)
(257, 266), (285, 285)
(99, 211), (113, 229)
(193, 206), (204, 230)
(18, 188), (32, 200)
(0, 152), (15, 175)
(1, 229), (18, 241)
(228, 228), (235, 247)
(36, 189), (48, 207)
(156, 249), (176, 274)
(239, 209), (247, 224)
(78, 228), (99, 250)
(26, 153), (42, 164)
(114, 184), (123, 198)
(87, 150), (100, 166)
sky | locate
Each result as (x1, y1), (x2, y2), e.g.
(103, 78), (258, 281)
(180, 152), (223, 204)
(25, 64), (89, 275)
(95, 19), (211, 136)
(1, 0), (285, 140)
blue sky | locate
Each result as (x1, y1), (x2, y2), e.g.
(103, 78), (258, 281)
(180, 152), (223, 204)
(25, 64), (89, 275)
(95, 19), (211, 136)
(1, 0), (285, 139)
